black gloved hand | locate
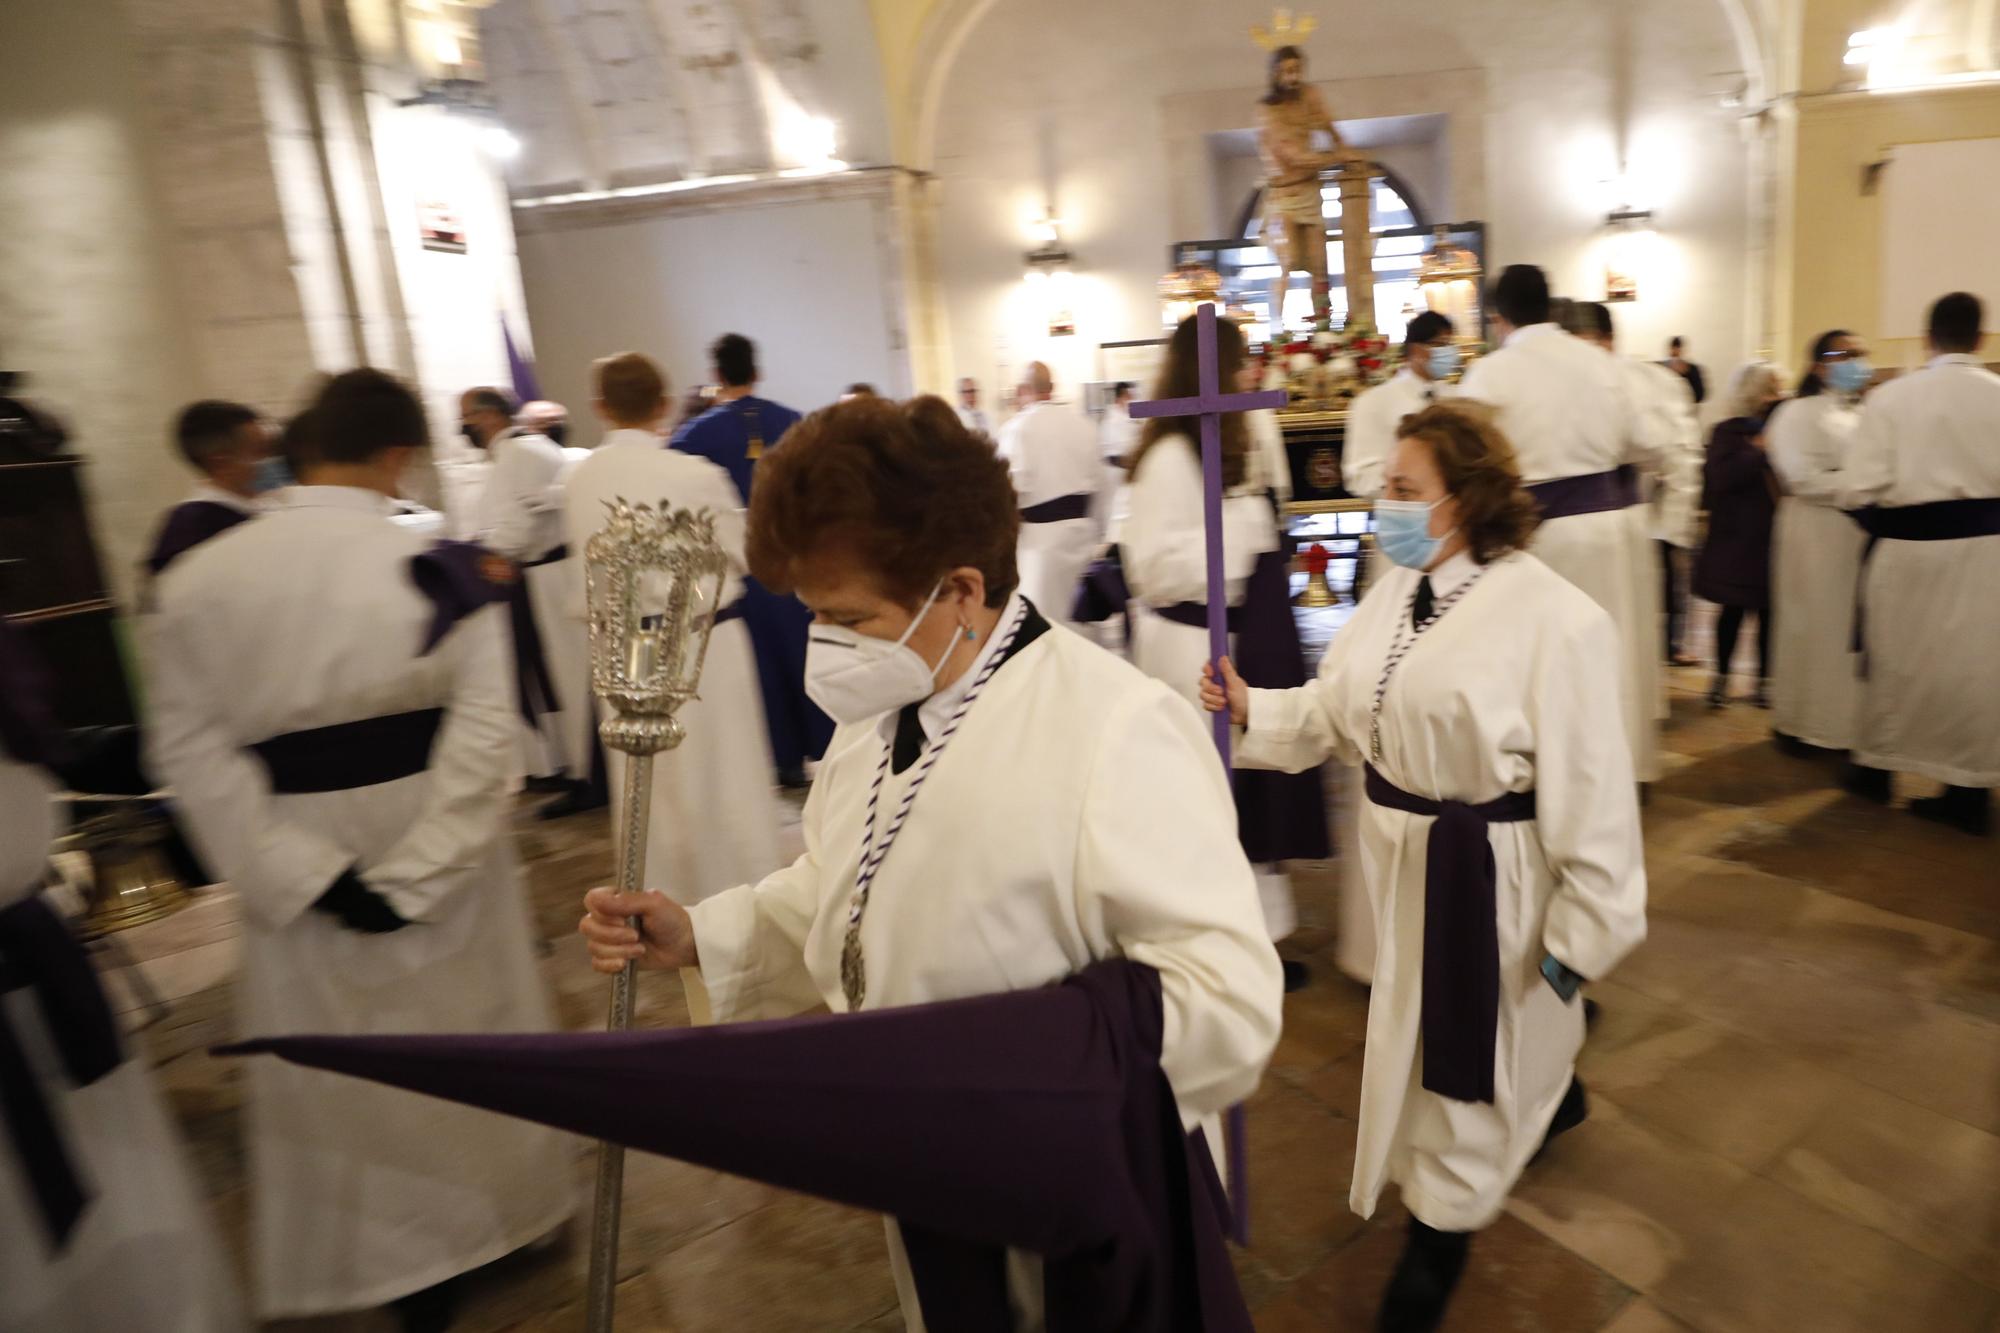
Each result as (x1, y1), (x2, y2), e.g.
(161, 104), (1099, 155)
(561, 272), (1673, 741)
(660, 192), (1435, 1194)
(311, 867), (411, 934)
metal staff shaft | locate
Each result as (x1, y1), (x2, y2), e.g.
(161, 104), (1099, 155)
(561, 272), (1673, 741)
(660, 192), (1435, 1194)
(584, 745), (656, 1332)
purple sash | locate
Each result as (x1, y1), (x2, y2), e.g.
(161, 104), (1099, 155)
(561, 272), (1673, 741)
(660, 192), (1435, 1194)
(249, 708), (443, 794)
(1847, 498), (2000, 673)
(218, 959), (1253, 1331)
(144, 499), (253, 576)
(1155, 549), (1330, 863)
(1021, 492), (1092, 524)
(1527, 465), (1641, 521)
(1364, 764), (1536, 1104)
(505, 544), (568, 726)
(0, 895), (124, 1251)
(409, 540), (507, 654)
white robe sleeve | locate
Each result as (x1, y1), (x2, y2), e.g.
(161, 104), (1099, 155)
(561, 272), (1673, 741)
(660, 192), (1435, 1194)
(1343, 391), (1392, 501)
(1234, 594), (1375, 772)
(357, 606), (518, 922)
(1529, 607), (1648, 981)
(483, 438), (539, 560)
(1839, 395), (1896, 507)
(685, 767), (836, 1022)
(996, 419), (1034, 501)
(1614, 363), (1662, 472)
(1074, 688), (1282, 1120)
(144, 602), (354, 930)
(1770, 402), (1856, 506)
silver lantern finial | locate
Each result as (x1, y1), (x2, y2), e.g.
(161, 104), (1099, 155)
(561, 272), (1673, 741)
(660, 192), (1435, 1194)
(580, 496), (729, 1333)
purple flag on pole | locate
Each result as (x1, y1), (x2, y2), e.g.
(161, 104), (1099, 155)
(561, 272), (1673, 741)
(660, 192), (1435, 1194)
(1127, 302), (1288, 1244)
(501, 314), (541, 403)
(218, 960), (1254, 1331)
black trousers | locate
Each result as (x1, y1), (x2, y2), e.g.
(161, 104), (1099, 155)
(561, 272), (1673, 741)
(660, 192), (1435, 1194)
(1660, 541), (1685, 658)
(1714, 604), (1771, 681)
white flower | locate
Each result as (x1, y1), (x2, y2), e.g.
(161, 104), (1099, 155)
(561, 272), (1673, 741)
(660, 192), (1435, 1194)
(1287, 352), (1318, 375)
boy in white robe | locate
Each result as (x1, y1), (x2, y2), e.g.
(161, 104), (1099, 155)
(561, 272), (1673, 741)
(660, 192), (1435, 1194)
(1767, 330), (1870, 754)
(1, 623), (245, 1333)
(560, 353), (786, 994)
(148, 368), (572, 1326)
(1840, 292), (2000, 835)
(1459, 268), (1663, 783)
(1206, 405), (1646, 1331)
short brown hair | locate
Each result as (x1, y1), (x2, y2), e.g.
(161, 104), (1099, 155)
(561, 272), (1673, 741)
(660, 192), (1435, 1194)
(747, 397), (1019, 609)
(593, 352), (667, 424)
(1394, 403), (1540, 564)
(313, 369), (429, 465)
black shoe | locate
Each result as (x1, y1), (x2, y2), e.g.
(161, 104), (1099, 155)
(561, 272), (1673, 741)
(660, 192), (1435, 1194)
(523, 774), (571, 794)
(1282, 959), (1311, 993)
(391, 1277), (460, 1333)
(1910, 787), (1993, 837)
(1841, 763), (1892, 805)
(538, 785), (609, 821)
(1377, 1218), (1472, 1333)
(1772, 729), (1811, 758)
(1706, 681), (1728, 710)
(776, 764), (810, 791)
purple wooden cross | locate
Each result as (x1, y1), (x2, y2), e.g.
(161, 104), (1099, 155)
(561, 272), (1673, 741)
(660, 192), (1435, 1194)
(1127, 302), (1286, 1247)
(1128, 303), (1288, 764)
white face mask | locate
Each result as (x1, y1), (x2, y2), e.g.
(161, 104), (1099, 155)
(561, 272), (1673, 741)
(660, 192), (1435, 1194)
(803, 581), (959, 725)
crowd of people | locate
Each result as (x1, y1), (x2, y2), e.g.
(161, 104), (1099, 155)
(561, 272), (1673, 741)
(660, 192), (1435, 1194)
(5, 271), (1994, 1333)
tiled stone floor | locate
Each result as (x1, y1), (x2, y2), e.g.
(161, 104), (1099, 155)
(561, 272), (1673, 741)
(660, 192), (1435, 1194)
(119, 662), (1999, 1331)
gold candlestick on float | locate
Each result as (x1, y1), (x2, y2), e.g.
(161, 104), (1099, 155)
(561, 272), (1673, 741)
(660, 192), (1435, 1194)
(581, 498), (729, 1333)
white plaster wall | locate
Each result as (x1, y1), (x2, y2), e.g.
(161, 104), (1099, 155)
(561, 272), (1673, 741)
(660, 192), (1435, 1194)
(0, 0), (200, 601)
(514, 181), (911, 434)
(929, 0), (1753, 391)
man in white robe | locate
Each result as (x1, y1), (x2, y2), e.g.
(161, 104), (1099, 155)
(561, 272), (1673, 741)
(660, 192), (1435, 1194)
(955, 377), (992, 436)
(1459, 267), (1661, 781)
(995, 362), (1104, 629)
(1567, 299), (1681, 720)
(148, 369), (573, 1323)
(1344, 311), (1457, 504)
(464, 390), (571, 785)
(1767, 333), (1869, 753)
(1840, 292), (2000, 835)
(2, 625), (245, 1333)
(561, 353), (786, 999)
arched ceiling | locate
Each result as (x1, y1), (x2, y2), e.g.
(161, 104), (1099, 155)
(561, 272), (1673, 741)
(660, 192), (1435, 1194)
(474, 0), (892, 195)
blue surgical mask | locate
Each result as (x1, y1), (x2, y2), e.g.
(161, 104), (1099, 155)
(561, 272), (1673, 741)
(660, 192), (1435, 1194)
(1425, 343), (1461, 381)
(1827, 358), (1872, 396)
(1374, 498), (1452, 571)
(251, 456), (293, 494)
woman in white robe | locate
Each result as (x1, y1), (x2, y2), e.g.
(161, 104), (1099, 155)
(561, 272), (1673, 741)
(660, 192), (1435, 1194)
(147, 371), (573, 1322)
(581, 396), (1282, 1331)
(560, 354), (786, 937)
(1204, 403), (1646, 1331)
(1767, 331), (1869, 753)
(1123, 313), (1326, 954)
(0, 629), (245, 1333)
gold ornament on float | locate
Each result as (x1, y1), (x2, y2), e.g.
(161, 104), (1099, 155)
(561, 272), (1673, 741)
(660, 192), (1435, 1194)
(1250, 7), (1318, 51)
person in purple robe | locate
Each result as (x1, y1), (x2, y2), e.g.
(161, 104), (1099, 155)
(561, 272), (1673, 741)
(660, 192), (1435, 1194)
(670, 332), (832, 788)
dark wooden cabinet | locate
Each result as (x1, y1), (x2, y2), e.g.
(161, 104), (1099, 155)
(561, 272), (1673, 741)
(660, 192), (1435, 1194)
(1, 443), (137, 728)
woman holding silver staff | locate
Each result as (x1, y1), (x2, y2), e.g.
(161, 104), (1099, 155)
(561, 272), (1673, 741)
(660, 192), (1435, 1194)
(578, 396), (1282, 1329)
(1201, 404), (1647, 1332)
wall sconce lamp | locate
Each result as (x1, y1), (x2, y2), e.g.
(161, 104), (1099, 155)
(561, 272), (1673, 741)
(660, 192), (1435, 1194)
(1023, 216), (1073, 283)
(1605, 208), (1655, 228)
